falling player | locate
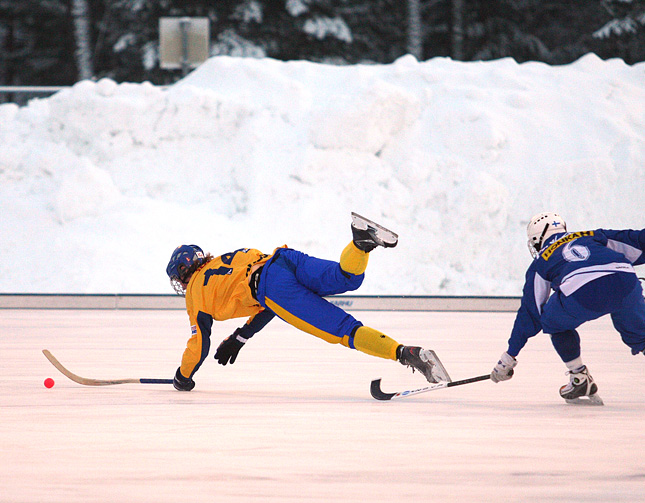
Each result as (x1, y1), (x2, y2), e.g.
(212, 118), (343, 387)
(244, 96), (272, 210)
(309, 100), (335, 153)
(491, 212), (645, 403)
(166, 213), (450, 391)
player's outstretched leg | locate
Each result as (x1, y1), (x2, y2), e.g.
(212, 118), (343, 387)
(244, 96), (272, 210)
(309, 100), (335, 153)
(397, 346), (452, 383)
(559, 365), (602, 404)
(351, 212), (398, 252)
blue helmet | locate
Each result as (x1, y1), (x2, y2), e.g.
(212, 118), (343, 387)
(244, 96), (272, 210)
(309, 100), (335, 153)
(166, 244), (205, 295)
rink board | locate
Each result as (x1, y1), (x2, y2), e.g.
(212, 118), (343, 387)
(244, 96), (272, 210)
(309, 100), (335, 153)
(0, 294), (521, 312)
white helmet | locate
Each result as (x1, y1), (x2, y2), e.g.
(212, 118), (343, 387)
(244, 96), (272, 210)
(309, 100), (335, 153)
(527, 212), (567, 257)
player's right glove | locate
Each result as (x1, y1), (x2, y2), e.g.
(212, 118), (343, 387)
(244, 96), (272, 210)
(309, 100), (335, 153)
(214, 328), (248, 365)
(491, 352), (517, 383)
(173, 367), (195, 391)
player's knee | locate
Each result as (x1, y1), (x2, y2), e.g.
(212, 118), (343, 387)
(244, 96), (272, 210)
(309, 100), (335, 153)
(339, 269), (364, 291)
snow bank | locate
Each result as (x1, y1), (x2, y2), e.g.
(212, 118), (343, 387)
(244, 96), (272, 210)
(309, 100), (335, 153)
(1, 54), (644, 294)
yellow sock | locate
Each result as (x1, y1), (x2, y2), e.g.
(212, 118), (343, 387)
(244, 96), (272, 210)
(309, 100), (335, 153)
(353, 326), (400, 361)
(340, 241), (368, 275)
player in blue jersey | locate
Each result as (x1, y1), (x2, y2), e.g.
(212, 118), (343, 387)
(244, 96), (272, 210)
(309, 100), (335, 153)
(490, 212), (645, 403)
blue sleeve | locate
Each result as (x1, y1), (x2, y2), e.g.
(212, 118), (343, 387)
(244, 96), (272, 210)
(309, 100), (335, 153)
(597, 228), (645, 266)
(507, 266), (549, 357)
(239, 309), (275, 338)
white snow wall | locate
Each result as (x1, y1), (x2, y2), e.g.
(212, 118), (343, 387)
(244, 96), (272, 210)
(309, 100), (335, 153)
(0, 54), (644, 294)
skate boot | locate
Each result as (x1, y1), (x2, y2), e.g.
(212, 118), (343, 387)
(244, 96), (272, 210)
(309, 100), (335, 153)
(351, 212), (398, 252)
(398, 346), (451, 383)
(559, 366), (604, 406)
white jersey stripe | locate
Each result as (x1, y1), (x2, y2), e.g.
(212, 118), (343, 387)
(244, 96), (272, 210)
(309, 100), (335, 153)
(559, 262), (635, 296)
(606, 239), (643, 264)
(533, 273), (551, 314)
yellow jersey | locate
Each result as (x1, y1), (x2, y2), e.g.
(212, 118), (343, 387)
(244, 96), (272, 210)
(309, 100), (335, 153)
(179, 247), (282, 377)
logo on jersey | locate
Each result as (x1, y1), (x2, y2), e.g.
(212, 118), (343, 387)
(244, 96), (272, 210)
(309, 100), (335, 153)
(541, 231), (594, 261)
(562, 241), (590, 262)
(191, 325), (197, 335)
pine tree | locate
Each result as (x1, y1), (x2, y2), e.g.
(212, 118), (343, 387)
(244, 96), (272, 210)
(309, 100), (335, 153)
(0, 0), (75, 103)
(71, 0), (94, 79)
(593, 0), (645, 63)
(407, 0), (423, 59)
(466, 0), (552, 62)
(451, 0), (465, 60)
(594, 0), (645, 38)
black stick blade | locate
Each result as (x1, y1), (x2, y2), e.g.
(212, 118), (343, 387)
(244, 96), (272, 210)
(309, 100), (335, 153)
(370, 379), (397, 400)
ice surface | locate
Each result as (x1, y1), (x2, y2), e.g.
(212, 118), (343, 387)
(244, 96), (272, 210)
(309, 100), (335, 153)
(1, 54), (644, 295)
(3, 309), (645, 502)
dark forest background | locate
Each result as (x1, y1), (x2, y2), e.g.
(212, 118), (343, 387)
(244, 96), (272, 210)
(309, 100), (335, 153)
(1, 0), (645, 92)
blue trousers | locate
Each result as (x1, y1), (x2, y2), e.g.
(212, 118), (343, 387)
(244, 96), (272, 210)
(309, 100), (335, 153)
(541, 272), (645, 362)
(255, 248), (364, 347)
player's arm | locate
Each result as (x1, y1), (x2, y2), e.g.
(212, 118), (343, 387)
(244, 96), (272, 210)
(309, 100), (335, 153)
(214, 309), (276, 366)
(597, 229), (645, 266)
(508, 269), (549, 353)
(492, 267), (548, 383)
(174, 311), (214, 391)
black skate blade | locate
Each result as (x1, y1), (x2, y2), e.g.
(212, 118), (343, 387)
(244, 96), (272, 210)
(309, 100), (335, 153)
(351, 212), (398, 247)
(564, 394), (604, 406)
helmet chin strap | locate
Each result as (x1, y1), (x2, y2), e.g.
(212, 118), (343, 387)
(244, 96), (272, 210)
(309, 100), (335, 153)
(528, 222), (551, 259)
(536, 222), (550, 250)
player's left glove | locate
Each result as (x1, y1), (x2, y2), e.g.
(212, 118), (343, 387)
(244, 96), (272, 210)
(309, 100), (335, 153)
(214, 328), (248, 365)
(173, 367), (195, 391)
(491, 352), (517, 383)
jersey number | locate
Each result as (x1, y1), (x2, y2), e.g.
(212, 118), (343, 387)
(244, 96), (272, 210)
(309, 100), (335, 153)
(220, 248), (248, 265)
(203, 267), (232, 286)
(203, 249), (248, 286)
(562, 242), (590, 262)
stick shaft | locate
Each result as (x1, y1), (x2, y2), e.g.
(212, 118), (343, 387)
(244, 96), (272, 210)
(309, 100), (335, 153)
(446, 374), (491, 387)
(371, 374), (491, 400)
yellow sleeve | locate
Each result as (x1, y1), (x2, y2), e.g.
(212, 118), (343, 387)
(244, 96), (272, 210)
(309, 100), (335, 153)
(179, 310), (214, 378)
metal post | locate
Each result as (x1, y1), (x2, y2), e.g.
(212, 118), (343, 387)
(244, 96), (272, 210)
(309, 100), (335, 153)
(179, 18), (190, 77)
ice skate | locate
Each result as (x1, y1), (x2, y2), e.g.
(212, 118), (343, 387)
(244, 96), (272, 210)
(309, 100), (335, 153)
(398, 346), (451, 383)
(559, 366), (604, 406)
(351, 212), (398, 252)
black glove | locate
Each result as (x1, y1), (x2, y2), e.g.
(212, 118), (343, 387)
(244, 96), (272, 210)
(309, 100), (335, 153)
(173, 367), (195, 391)
(214, 328), (247, 365)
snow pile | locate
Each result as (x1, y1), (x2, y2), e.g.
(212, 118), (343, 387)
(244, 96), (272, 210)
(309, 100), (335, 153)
(1, 54), (644, 295)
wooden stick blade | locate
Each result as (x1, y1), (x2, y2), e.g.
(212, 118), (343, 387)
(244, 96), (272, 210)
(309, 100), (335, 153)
(42, 350), (173, 386)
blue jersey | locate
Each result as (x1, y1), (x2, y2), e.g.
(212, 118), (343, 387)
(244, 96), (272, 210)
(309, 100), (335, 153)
(507, 228), (645, 356)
